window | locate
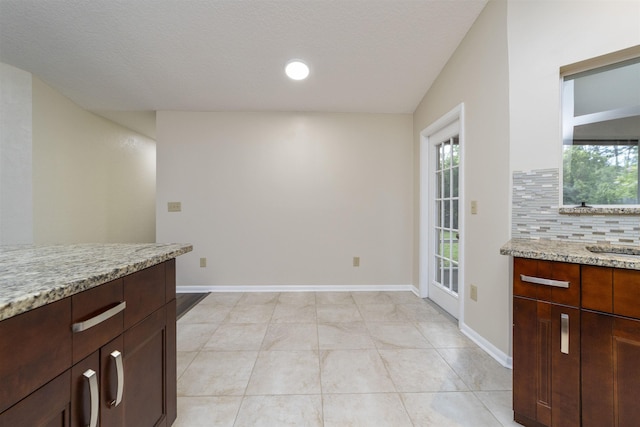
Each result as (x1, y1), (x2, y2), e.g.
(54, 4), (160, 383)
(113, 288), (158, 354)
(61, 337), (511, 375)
(562, 53), (639, 207)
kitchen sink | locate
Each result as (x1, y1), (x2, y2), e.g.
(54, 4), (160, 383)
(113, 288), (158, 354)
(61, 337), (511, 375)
(586, 245), (640, 259)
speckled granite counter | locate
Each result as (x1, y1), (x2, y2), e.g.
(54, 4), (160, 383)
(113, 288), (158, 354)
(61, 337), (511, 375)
(501, 239), (640, 271)
(0, 243), (192, 321)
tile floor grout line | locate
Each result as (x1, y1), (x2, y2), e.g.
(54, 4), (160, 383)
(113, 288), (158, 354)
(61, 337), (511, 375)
(176, 291), (515, 426)
(314, 298), (327, 427)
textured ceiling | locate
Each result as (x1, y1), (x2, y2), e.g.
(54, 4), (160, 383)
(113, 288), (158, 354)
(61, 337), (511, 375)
(0, 0), (487, 114)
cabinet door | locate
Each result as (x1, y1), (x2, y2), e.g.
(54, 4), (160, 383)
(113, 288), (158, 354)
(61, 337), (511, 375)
(513, 297), (580, 427)
(550, 304), (580, 427)
(71, 336), (125, 427)
(71, 352), (100, 427)
(123, 306), (168, 427)
(513, 296), (538, 423)
(582, 311), (640, 427)
(0, 371), (71, 427)
(100, 336), (125, 426)
(0, 298), (72, 413)
(166, 299), (177, 425)
(613, 316), (640, 427)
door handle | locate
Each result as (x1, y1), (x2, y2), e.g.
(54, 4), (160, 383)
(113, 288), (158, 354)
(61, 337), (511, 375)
(561, 313), (569, 354)
(110, 350), (124, 407)
(83, 369), (98, 427)
(72, 301), (126, 332)
(520, 274), (570, 289)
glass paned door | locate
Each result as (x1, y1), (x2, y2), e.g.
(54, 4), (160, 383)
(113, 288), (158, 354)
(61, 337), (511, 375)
(424, 114), (461, 320)
(434, 137), (459, 295)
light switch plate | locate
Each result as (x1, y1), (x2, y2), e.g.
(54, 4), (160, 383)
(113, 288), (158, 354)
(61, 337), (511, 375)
(168, 202), (182, 212)
(470, 284), (478, 301)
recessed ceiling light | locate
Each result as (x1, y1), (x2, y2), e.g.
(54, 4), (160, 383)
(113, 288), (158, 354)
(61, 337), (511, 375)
(285, 60), (309, 80)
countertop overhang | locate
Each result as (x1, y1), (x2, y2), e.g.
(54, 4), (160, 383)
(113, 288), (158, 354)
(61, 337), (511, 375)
(501, 239), (640, 271)
(0, 243), (192, 321)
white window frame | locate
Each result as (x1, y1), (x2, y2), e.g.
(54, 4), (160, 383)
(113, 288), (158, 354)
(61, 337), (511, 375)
(560, 46), (640, 210)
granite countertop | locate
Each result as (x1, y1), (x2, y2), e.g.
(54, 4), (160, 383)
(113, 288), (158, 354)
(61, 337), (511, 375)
(0, 243), (192, 321)
(501, 239), (640, 271)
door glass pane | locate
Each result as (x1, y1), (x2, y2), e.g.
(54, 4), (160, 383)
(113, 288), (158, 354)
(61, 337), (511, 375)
(452, 166), (459, 197)
(435, 228), (442, 256)
(443, 141), (451, 170)
(452, 137), (460, 166)
(451, 267), (458, 293)
(452, 233), (458, 264)
(435, 257), (443, 283)
(444, 167), (451, 198)
(444, 200), (451, 229)
(452, 199), (458, 230)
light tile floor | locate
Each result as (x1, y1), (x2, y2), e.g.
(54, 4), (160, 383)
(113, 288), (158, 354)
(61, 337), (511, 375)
(175, 291), (520, 427)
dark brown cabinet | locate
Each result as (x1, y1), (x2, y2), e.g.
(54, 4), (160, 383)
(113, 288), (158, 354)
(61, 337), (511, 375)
(123, 305), (170, 427)
(71, 336), (125, 427)
(514, 258), (640, 427)
(0, 298), (73, 416)
(0, 371), (71, 427)
(513, 258), (581, 427)
(0, 259), (177, 427)
(580, 267), (640, 427)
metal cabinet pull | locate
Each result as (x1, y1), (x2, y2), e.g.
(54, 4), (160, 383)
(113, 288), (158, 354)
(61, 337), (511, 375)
(561, 313), (569, 354)
(83, 369), (98, 427)
(110, 350), (124, 407)
(72, 302), (126, 332)
(520, 274), (570, 289)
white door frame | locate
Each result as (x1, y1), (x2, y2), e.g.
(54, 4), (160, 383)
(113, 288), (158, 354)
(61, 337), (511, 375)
(419, 103), (465, 323)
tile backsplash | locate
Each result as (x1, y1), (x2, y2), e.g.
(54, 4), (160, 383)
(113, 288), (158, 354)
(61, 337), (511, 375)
(512, 168), (639, 246)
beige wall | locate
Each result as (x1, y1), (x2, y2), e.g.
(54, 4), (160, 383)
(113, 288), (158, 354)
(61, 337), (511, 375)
(156, 111), (413, 288)
(411, 0), (640, 364)
(508, 0), (640, 172)
(413, 0), (512, 359)
(32, 77), (156, 243)
(0, 63), (32, 244)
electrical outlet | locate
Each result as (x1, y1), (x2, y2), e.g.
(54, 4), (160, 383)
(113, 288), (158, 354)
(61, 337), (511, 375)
(353, 256), (360, 267)
(199, 257), (207, 268)
(470, 284), (478, 301)
(168, 202), (182, 212)
(471, 200), (478, 215)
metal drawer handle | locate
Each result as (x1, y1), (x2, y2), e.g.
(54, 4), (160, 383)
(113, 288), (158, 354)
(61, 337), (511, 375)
(561, 313), (569, 354)
(72, 301), (126, 332)
(110, 350), (124, 407)
(520, 274), (570, 289)
(83, 369), (98, 427)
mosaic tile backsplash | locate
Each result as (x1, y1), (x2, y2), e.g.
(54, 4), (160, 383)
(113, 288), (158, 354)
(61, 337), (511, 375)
(512, 168), (639, 246)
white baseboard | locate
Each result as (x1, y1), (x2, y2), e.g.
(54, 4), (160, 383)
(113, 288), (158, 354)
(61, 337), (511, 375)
(177, 284), (418, 294)
(460, 322), (513, 369)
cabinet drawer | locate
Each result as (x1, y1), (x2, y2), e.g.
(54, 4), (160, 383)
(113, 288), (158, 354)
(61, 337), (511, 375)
(514, 258), (580, 306)
(0, 298), (72, 413)
(166, 258), (176, 302)
(124, 263), (166, 329)
(614, 269), (640, 319)
(582, 265), (613, 313)
(72, 279), (124, 363)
